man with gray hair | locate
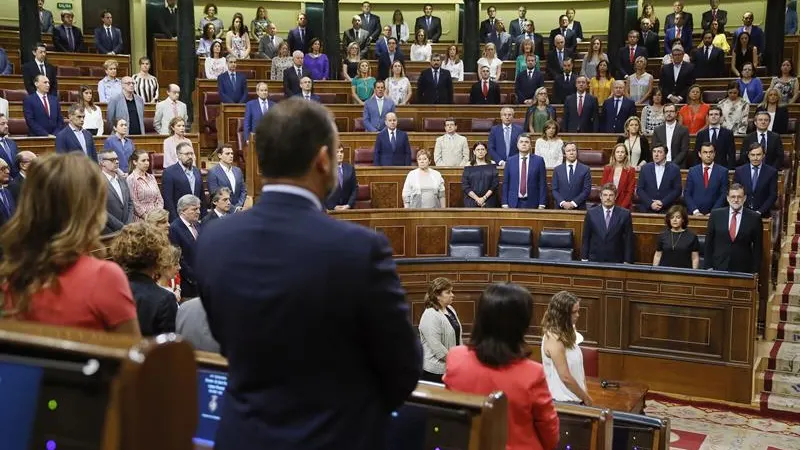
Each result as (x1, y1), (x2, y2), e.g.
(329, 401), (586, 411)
(55, 103), (98, 159)
(218, 55), (248, 103)
(343, 15), (370, 58)
(169, 193), (202, 298)
(98, 147), (133, 234)
(283, 50), (309, 97)
(106, 76), (145, 134)
(9, 151), (35, 202)
(258, 22), (283, 59)
(154, 83), (188, 134)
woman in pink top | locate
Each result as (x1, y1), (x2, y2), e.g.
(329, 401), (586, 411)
(444, 283), (559, 450)
(162, 117), (192, 168)
(0, 153), (140, 335)
(127, 149), (164, 220)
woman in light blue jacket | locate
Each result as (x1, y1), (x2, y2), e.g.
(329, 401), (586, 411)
(418, 277), (462, 383)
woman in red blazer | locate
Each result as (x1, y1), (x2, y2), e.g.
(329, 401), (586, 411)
(601, 143), (636, 209)
(444, 283), (559, 450)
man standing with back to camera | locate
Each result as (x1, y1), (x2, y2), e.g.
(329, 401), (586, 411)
(195, 98), (422, 450)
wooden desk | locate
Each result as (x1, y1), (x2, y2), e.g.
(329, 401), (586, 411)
(586, 378), (648, 414)
(7, 102), (156, 119)
(13, 133), (201, 162)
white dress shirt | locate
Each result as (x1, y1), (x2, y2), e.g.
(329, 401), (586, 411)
(220, 162), (237, 194)
(517, 153), (529, 198)
(654, 161), (665, 188)
(665, 122), (676, 160)
(728, 207), (742, 237)
(104, 171), (123, 203)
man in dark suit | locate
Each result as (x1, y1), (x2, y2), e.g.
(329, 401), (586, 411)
(258, 23), (283, 59)
(581, 183), (634, 263)
(98, 148), (132, 234)
(515, 20), (545, 59)
(600, 81), (637, 133)
(194, 99), (421, 450)
(287, 12), (314, 53)
(295, 77), (321, 102)
(470, 65), (501, 105)
(373, 112), (411, 166)
(203, 187), (232, 225)
(55, 104), (98, 161)
(326, 145), (358, 210)
(377, 37), (404, 80)
(739, 111), (784, 170)
(691, 32), (726, 78)
(665, 1), (694, 35)
(704, 183), (762, 273)
(358, 2), (381, 43)
(343, 15), (370, 59)
(702, 0), (728, 31)
(152, 0), (178, 38)
(488, 107), (524, 165)
(664, 13), (693, 55)
(638, 18), (660, 58)
(243, 82), (275, 144)
(617, 30), (649, 79)
(374, 25), (392, 59)
(552, 143), (591, 210)
(9, 151), (35, 202)
(501, 134), (547, 209)
(0, 114), (19, 179)
(0, 158), (14, 229)
(652, 104), (690, 168)
(479, 5), (498, 43)
(38, 0), (54, 33)
(362, 80), (395, 132)
(53, 10), (84, 52)
(22, 43), (58, 95)
(636, 145), (683, 213)
(94, 9), (124, 54)
(685, 143), (728, 216)
(509, 6), (527, 39)
(695, 106), (735, 168)
(552, 58), (577, 104)
(168, 194), (202, 297)
(414, 4), (442, 42)
(733, 12), (764, 54)
(0, 47), (12, 75)
(734, 143), (777, 218)
(162, 142), (205, 222)
(217, 57), (248, 104)
(283, 51), (310, 97)
(515, 54), (544, 105)
(562, 76), (599, 133)
(548, 15), (578, 53)
(207, 145), (247, 212)
(660, 47), (695, 104)
(546, 35), (573, 80)
(416, 54), (453, 104)
(23, 75), (63, 137)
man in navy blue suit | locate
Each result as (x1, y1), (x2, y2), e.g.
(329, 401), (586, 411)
(600, 81), (637, 133)
(0, 114), (19, 179)
(362, 80), (395, 132)
(373, 112), (411, 166)
(94, 9), (123, 54)
(0, 47), (12, 75)
(326, 145), (359, 210)
(515, 54), (544, 105)
(733, 11), (764, 54)
(243, 82), (275, 144)
(581, 183), (634, 263)
(208, 144), (247, 212)
(664, 12), (693, 54)
(695, 106), (735, 168)
(636, 145), (683, 213)
(552, 58), (577, 104)
(377, 37), (404, 80)
(283, 51), (310, 97)
(562, 76), (598, 133)
(54, 104), (98, 162)
(218, 56), (248, 104)
(23, 75), (64, 137)
(617, 30), (649, 79)
(168, 194), (202, 298)
(287, 12), (314, 52)
(501, 133), (547, 209)
(685, 143), (728, 216)
(552, 143), (592, 210)
(488, 107), (523, 165)
(295, 77), (321, 102)
(0, 158), (15, 228)
(734, 143), (778, 218)
(53, 10), (84, 52)
(162, 141), (205, 222)
(194, 98), (421, 450)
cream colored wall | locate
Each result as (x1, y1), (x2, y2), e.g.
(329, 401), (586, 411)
(0, 0), (84, 28)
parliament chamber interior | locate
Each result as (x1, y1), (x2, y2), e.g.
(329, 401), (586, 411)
(0, 0), (798, 449)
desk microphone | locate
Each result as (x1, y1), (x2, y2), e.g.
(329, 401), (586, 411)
(600, 380), (620, 389)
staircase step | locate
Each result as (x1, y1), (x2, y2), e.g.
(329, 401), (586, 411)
(759, 341), (800, 374)
(777, 284), (800, 306)
(766, 321), (800, 342)
(791, 235), (800, 253)
(759, 392), (800, 419)
(756, 371), (800, 397)
(771, 304), (800, 325)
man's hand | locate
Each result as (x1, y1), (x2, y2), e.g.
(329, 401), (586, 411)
(334, 205), (351, 210)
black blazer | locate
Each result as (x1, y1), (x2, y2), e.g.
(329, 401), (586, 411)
(562, 93), (599, 133)
(22, 61), (58, 94)
(53, 25), (84, 52)
(659, 62), (696, 101)
(752, 106), (789, 135)
(548, 28), (578, 53)
(168, 218), (199, 298)
(202, 209), (225, 227)
(581, 206), (634, 263)
(695, 126), (735, 168)
(616, 45), (649, 79)
(469, 80), (501, 104)
(358, 12), (382, 42)
(739, 130), (784, 170)
(616, 134), (651, 164)
(283, 65), (311, 97)
(515, 69), (544, 104)
(416, 67), (453, 104)
(691, 46), (726, 78)
(733, 163), (778, 217)
(414, 15), (442, 42)
(552, 72), (577, 104)
(479, 18), (497, 43)
(639, 30), (660, 58)
(325, 163), (358, 210)
(704, 206), (762, 273)
(701, 9), (728, 32)
(377, 51), (404, 81)
(127, 272), (177, 337)
(153, 6), (179, 38)
(546, 48), (573, 80)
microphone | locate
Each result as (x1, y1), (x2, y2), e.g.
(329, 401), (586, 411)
(600, 379), (620, 389)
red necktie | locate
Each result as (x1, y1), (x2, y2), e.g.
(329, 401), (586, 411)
(577, 95), (583, 116)
(41, 95), (49, 116)
(630, 47), (635, 63)
(729, 210), (738, 241)
(482, 81), (488, 97)
(519, 156), (528, 197)
(703, 166), (710, 188)
(676, 27), (681, 39)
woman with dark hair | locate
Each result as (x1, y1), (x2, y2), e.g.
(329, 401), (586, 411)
(731, 31), (758, 78)
(199, 3), (224, 37)
(445, 283), (559, 450)
(737, 62), (764, 104)
(103, 118), (134, 170)
(79, 85), (104, 136)
(390, 9), (409, 43)
(640, 87), (665, 135)
(110, 221), (178, 337)
(303, 38), (329, 80)
(768, 59), (799, 104)
(197, 23), (217, 57)
(462, 142), (498, 208)
(225, 12), (251, 59)
(653, 204), (700, 268)
(718, 80), (750, 135)
(133, 57), (159, 104)
(678, 85), (709, 134)
(0, 153), (140, 335)
(126, 149), (163, 221)
(250, 6), (270, 41)
(589, 59), (614, 104)
(205, 39), (228, 80)
(418, 277), (462, 382)
(541, 291), (591, 405)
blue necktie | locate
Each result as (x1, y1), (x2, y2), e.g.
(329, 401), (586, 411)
(504, 126), (511, 156)
(185, 169), (196, 193)
(568, 164), (574, 184)
(752, 165), (759, 188)
(338, 165), (343, 188)
(0, 189), (10, 218)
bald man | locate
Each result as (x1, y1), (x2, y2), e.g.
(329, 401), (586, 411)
(9, 151), (36, 202)
(106, 76), (145, 135)
(154, 83), (188, 135)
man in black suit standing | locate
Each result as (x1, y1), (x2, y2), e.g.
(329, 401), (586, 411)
(22, 43), (58, 95)
(416, 54), (453, 104)
(562, 75), (598, 133)
(704, 183), (762, 273)
(659, 46), (695, 104)
(734, 144), (778, 218)
(515, 54), (544, 105)
(283, 51), (310, 97)
(414, 4), (442, 42)
(470, 65), (501, 105)
(509, 6), (527, 40)
(203, 187), (232, 225)
(653, 104), (690, 168)
(581, 183), (634, 263)
(552, 58), (577, 104)
(53, 10), (84, 52)
(98, 148), (133, 235)
(358, 2), (381, 44)
(739, 111), (784, 170)
(479, 5), (498, 43)
(326, 145), (358, 211)
(696, 106), (735, 168)
(169, 194), (202, 297)
(617, 30), (649, 79)
(153, 0), (178, 39)
(548, 14), (577, 54)
(692, 32), (725, 78)
(287, 12), (314, 53)
(665, 0), (694, 34)
(546, 35), (573, 80)
(701, 0), (727, 32)
(639, 18), (660, 58)
(515, 20), (545, 59)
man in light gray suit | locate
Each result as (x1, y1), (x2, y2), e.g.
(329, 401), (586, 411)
(154, 84), (188, 134)
(258, 23), (284, 59)
(98, 148), (133, 234)
(107, 76), (146, 135)
(343, 15), (370, 58)
(434, 118), (470, 166)
(652, 103), (690, 169)
(38, 0), (54, 33)
(361, 80), (395, 132)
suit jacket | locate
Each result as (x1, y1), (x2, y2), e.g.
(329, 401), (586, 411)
(664, 12), (694, 35)
(127, 272), (178, 337)
(639, 30), (660, 58)
(684, 164), (728, 214)
(23, 93), (63, 136)
(488, 123), (523, 163)
(616, 45), (649, 79)
(103, 173), (134, 234)
(362, 96), (396, 132)
(53, 25), (84, 52)
(636, 162), (682, 212)
(377, 50), (404, 80)
(480, 18), (498, 43)
(501, 153), (547, 208)
(416, 68), (453, 104)
(552, 72), (577, 104)
(562, 93), (599, 133)
(243, 98), (276, 140)
(695, 126), (735, 168)
(55, 126), (98, 162)
(22, 61), (58, 94)
(106, 94), (146, 135)
(659, 63), (695, 102)
(202, 210), (228, 228)
(325, 163), (358, 209)
(753, 105), (789, 135)
(515, 33), (545, 58)
(548, 28), (578, 53)
(664, 26), (693, 56)
(704, 206), (762, 272)
(283, 65), (310, 97)
(615, 135), (652, 165)
(358, 13), (382, 42)
(0, 137), (19, 179)
(581, 205), (634, 263)
(94, 26), (124, 54)
(374, 128), (411, 166)
(374, 36), (390, 59)
(734, 26), (765, 53)
(509, 19), (525, 39)
(653, 123), (690, 168)
(739, 131), (783, 170)
(546, 48), (573, 80)
(691, 46), (726, 78)
(414, 15), (442, 42)
(162, 162), (205, 222)
(168, 218), (199, 297)
(153, 99), (189, 135)
(552, 162), (592, 209)
(217, 71), (249, 103)
(569, 21), (584, 40)
(0, 49), (11, 75)
(295, 92), (321, 102)
(702, 9), (728, 32)
(287, 27), (313, 53)
(207, 164), (248, 209)
(343, 28), (370, 58)
(194, 190), (421, 450)
(600, 97), (637, 133)
(39, 9), (54, 33)
(153, 6), (179, 38)
(258, 35), (284, 59)
(469, 79), (501, 104)
(601, 165), (636, 209)
(515, 69), (544, 104)
(734, 163), (777, 217)
(0, 186), (15, 228)
(434, 133), (469, 166)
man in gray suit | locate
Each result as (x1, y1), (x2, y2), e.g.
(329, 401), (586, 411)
(154, 84), (188, 134)
(98, 148), (133, 234)
(652, 103), (690, 169)
(107, 76), (145, 135)
(362, 80), (395, 132)
(343, 15), (370, 58)
(38, 0), (54, 33)
(258, 23), (283, 59)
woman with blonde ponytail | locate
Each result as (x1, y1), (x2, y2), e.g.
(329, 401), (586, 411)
(418, 277), (462, 383)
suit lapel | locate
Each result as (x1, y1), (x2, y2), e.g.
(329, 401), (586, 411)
(108, 179), (123, 205)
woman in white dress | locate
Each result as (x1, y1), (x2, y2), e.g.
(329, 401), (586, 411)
(386, 60), (411, 105)
(477, 43), (502, 81)
(535, 119), (564, 169)
(204, 40), (228, 80)
(640, 88), (665, 136)
(541, 291), (592, 405)
(79, 85), (104, 136)
(410, 28), (432, 62)
(390, 9), (410, 43)
(442, 45), (464, 82)
(626, 56), (653, 104)
(403, 150), (446, 209)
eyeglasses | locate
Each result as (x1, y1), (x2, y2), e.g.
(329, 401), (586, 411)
(0, 167), (9, 172)
(123, 81), (134, 85)
(103, 157), (119, 162)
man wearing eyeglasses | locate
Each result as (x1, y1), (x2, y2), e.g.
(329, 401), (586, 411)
(55, 103), (98, 161)
(98, 148), (133, 234)
(106, 76), (145, 135)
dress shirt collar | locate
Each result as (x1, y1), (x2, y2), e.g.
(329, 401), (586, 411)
(213, 208), (226, 217)
(180, 216), (196, 230)
(219, 162), (233, 173)
(703, 162), (714, 170)
(69, 124), (82, 133)
(665, 121), (676, 129)
(261, 183), (323, 211)
(103, 170), (118, 182)
(603, 206), (614, 215)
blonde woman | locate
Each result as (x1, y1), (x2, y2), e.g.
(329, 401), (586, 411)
(626, 56), (653, 104)
(515, 38), (540, 75)
(616, 116), (650, 169)
(525, 87), (556, 134)
(386, 60), (411, 105)
(418, 277), (461, 383)
(477, 42), (502, 81)
(350, 61), (375, 105)
(534, 119), (564, 169)
(602, 143), (636, 209)
(162, 117), (191, 168)
(270, 42), (293, 81)
(342, 42), (361, 81)
(98, 59), (122, 102)
(541, 291), (591, 405)
(403, 150), (446, 208)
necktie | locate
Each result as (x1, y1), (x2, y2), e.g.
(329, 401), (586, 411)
(190, 223), (198, 239)
(106, 27), (112, 41)
(614, 98), (620, 115)
(186, 169), (196, 193)
(760, 133), (767, 149)
(630, 46), (635, 63)
(711, 127), (718, 143)
(520, 156), (528, 197)
(503, 126), (511, 156)
(261, 100), (267, 114)
(304, 94), (310, 100)
(377, 98), (383, 115)
(528, 70), (533, 79)
(0, 139), (10, 162)
(365, 14), (369, 25)
(67, 27), (74, 51)
(297, 67), (302, 78)
(706, 46), (711, 59)
(300, 28), (304, 43)
(568, 164), (574, 184)
(0, 189), (9, 217)
(390, 131), (395, 147)
(729, 210), (738, 241)
(230, 72), (236, 85)
(39, 64), (45, 75)
(676, 27), (681, 39)
(605, 209), (612, 228)
(41, 95), (49, 116)
(482, 81), (488, 97)
(270, 35), (274, 45)
(752, 165), (760, 188)
(434, 70), (439, 85)
(565, 73), (570, 83)
(703, 166), (710, 188)
(558, 51), (563, 65)
(171, 101), (178, 117)
(577, 95), (583, 116)
(338, 165), (343, 188)
(427, 17), (431, 28)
